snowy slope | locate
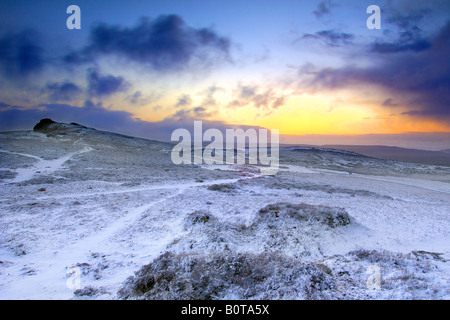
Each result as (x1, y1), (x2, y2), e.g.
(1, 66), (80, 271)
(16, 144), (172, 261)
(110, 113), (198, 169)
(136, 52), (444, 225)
(0, 123), (449, 300)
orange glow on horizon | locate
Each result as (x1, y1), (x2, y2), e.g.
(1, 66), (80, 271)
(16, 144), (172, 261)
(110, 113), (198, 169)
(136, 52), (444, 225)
(122, 90), (450, 136)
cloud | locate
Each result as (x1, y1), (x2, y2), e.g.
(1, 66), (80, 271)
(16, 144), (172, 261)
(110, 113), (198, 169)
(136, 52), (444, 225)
(45, 82), (82, 101)
(370, 39), (431, 54)
(175, 94), (193, 108)
(313, 1), (335, 18)
(64, 15), (230, 72)
(303, 21), (450, 122)
(198, 85), (222, 108)
(386, 8), (430, 30)
(370, 9), (432, 54)
(229, 84), (286, 111)
(238, 85), (257, 100)
(300, 30), (354, 47)
(371, 9), (431, 53)
(0, 30), (45, 77)
(169, 105), (218, 120)
(171, 86), (223, 119)
(126, 91), (144, 104)
(382, 98), (400, 107)
(87, 68), (129, 97)
(271, 96), (285, 109)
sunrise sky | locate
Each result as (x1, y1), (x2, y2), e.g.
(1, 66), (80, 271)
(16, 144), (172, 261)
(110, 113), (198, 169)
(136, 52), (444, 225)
(0, 0), (449, 149)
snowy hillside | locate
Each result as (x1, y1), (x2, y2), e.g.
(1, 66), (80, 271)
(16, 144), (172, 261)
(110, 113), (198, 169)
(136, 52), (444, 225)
(0, 121), (449, 299)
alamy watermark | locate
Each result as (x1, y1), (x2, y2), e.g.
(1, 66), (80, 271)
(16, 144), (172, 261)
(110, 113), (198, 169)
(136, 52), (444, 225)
(366, 5), (381, 30)
(66, 4), (380, 31)
(66, 5), (81, 30)
(170, 121), (279, 175)
(66, 265), (81, 290)
(366, 265), (382, 290)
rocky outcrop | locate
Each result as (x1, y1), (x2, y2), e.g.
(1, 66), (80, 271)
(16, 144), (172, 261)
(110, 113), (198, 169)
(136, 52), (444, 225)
(33, 119), (90, 136)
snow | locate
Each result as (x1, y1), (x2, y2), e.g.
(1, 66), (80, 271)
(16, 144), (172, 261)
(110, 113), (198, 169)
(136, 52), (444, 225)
(0, 147), (93, 183)
(0, 127), (449, 300)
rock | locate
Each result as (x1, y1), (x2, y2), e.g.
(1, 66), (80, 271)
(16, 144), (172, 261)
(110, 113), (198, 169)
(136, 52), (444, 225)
(74, 286), (108, 297)
(32, 119), (91, 136)
(256, 202), (352, 228)
(33, 118), (55, 132)
(207, 183), (237, 193)
(118, 251), (335, 300)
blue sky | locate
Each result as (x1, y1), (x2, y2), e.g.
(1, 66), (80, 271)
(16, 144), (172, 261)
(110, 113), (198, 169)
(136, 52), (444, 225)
(1, 0), (449, 149)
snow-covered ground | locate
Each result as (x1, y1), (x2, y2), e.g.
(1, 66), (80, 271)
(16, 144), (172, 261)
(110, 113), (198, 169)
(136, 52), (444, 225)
(0, 124), (449, 300)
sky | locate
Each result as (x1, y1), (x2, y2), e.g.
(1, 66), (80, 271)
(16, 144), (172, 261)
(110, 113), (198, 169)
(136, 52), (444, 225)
(0, 0), (449, 149)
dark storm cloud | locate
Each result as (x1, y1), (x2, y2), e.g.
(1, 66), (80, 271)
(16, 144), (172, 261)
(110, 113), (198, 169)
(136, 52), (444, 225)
(87, 69), (129, 97)
(0, 30), (45, 77)
(370, 9), (431, 54)
(304, 21), (450, 122)
(385, 8), (431, 31)
(46, 82), (82, 101)
(370, 38), (431, 54)
(64, 15), (230, 71)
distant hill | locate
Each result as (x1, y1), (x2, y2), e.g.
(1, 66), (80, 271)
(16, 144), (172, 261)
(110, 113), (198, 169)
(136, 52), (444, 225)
(29, 119), (450, 167)
(321, 145), (450, 167)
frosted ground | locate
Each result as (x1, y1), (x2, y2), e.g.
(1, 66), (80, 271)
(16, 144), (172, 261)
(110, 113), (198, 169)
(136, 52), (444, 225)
(0, 122), (449, 299)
